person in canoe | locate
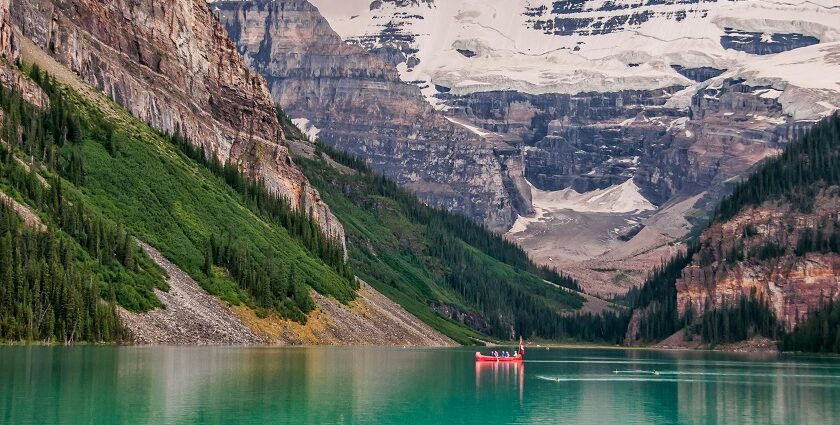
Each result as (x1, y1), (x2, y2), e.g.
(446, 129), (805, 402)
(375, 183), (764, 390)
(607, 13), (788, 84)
(475, 337), (525, 362)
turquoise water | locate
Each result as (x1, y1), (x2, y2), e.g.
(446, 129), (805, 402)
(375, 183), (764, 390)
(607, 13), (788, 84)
(2, 346), (839, 424)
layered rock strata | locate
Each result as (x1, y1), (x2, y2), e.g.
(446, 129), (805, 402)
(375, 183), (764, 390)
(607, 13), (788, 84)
(676, 194), (840, 331)
(0, 0), (16, 60)
(11, 0), (344, 241)
(211, 0), (522, 231)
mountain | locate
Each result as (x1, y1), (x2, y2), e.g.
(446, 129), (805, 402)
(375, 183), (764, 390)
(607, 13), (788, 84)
(274, 111), (622, 344)
(626, 114), (840, 351)
(1, 0), (450, 345)
(1, 0), (611, 345)
(308, 0), (840, 293)
(209, 0), (530, 232)
(12, 0), (343, 241)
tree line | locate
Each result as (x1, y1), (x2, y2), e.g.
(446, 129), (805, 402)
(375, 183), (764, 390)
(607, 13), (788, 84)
(624, 247), (697, 343)
(0, 202), (126, 343)
(206, 234), (315, 322)
(167, 126), (354, 287)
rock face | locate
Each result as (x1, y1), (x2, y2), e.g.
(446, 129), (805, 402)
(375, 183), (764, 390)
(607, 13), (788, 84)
(471, 77), (811, 294)
(0, 0), (16, 60)
(311, 0), (840, 292)
(10, 0), (344, 242)
(452, 78), (810, 208)
(676, 194), (840, 331)
(1, 0), (47, 111)
(210, 0), (522, 231)
(720, 29), (820, 55)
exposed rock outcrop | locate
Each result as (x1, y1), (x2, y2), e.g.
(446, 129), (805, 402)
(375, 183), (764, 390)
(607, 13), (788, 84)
(10, 0), (344, 242)
(676, 193), (840, 331)
(0, 191), (46, 232)
(211, 0), (521, 231)
(0, 0), (17, 60)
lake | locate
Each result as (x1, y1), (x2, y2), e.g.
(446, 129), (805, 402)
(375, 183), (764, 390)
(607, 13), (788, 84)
(2, 346), (839, 424)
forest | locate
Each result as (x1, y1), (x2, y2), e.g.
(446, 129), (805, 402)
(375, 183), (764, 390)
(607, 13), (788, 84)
(628, 114), (840, 351)
(0, 61), (360, 341)
(715, 113), (840, 222)
(689, 291), (782, 346)
(0, 201), (126, 342)
(783, 297), (840, 353)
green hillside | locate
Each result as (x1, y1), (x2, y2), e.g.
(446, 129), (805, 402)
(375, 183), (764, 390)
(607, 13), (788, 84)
(1, 60), (596, 345)
(277, 111), (587, 344)
(0, 63), (357, 342)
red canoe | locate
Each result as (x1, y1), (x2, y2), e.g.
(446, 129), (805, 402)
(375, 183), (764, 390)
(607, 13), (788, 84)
(475, 337), (525, 362)
(475, 352), (523, 362)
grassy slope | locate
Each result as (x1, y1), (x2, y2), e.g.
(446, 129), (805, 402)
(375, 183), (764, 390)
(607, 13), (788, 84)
(44, 82), (354, 311)
(301, 173), (486, 344)
(285, 122), (583, 344)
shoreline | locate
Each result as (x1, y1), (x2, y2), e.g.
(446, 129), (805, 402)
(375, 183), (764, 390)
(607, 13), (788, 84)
(1, 340), (834, 356)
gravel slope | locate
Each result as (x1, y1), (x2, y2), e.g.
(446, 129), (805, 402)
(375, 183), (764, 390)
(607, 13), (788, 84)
(118, 242), (265, 345)
(235, 281), (457, 347)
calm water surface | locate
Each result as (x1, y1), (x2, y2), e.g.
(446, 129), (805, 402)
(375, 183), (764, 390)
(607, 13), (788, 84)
(2, 346), (839, 424)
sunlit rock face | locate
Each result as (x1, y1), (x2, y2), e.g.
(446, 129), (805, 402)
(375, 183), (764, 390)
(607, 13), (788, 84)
(0, 0), (16, 60)
(211, 0), (525, 232)
(676, 194), (840, 331)
(11, 0), (344, 242)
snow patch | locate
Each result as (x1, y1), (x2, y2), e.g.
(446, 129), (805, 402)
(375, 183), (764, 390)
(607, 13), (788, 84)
(292, 118), (321, 141)
(508, 178), (655, 234)
(535, 179), (655, 215)
(444, 116), (492, 137)
(312, 0), (840, 106)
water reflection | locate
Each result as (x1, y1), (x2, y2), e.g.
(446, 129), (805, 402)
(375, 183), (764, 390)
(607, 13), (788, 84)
(475, 361), (525, 402)
(3, 347), (840, 424)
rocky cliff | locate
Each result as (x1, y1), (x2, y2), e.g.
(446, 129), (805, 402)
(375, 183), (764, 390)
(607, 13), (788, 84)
(0, 0), (16, 60)
(210, 0), (524, 231)
(477, 77), (812, 294)
(676, 193), (840, 331)
(1, 0), (47, 109)
(450, 80), (808, 204)
(10, 0), (344, 241)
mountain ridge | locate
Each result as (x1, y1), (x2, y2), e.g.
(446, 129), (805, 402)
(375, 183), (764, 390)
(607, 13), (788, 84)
(210, 0), (529, 232)
(12, 0), (345, 242)
(308, 0), (840, 294)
